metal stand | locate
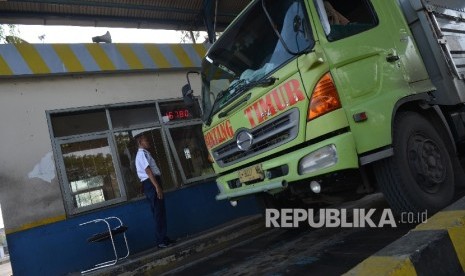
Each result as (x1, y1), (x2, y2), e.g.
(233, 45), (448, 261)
(79, 216), (129, 274)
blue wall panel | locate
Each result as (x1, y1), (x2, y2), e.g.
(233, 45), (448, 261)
(7, 181), (260, 275)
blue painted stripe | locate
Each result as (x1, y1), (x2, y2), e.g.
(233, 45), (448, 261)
(131, 44), (158, 69)
(131, 44), (157, 69)
(69, 44), (100, 72)
(181, 44), (202, 67)
(0, 45), (32, 75)
(101, 44), (129, 70)
(34, 44), (66, 73)
(158, 45), (181, 68)
(6, 181), (260, 276)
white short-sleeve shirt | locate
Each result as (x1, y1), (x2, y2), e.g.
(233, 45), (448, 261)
(135, 148), (161, 181)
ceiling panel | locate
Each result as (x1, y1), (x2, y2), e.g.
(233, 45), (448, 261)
(0, 0), (253, 31)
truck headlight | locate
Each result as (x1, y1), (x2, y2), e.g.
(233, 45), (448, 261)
(298, 145), (338, 175)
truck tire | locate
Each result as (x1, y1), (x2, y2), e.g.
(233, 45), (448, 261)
(374, 112), (454, 215)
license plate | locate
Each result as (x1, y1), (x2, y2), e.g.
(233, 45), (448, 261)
(238, 164), (264, 183)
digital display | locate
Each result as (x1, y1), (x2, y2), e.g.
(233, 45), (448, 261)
(159, 99), (201, 122)
(164, 109), (190, 120)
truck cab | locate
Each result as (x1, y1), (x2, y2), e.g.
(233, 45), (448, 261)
(191, 0), (465, 214)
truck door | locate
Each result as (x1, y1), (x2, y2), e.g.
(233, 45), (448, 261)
(307, 0), (414, 154)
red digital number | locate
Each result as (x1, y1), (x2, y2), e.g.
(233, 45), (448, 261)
(166, 109), (189, 120)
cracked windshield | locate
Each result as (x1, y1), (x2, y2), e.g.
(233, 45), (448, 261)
(201, 0), (314, 122)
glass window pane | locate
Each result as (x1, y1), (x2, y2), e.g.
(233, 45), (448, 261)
(168, 125), (215, 180)
(115, 128), (177, 197)
(110, 104), (158, 130)
(60, 138), (121, 209)
(158, 99), (202, 123)
(114, 132), (141, 199)
(51, 110), (108, 137)
(317, 0), (378, 41)
(75, 188), (105, 208)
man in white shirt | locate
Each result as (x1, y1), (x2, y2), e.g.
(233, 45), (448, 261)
(135, 134), (173, 248)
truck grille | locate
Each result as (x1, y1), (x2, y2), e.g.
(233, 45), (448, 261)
(213, 108), (299, 167)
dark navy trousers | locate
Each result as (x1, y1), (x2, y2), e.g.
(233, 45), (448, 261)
(142, 176), (167, 245)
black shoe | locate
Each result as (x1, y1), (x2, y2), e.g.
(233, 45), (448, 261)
(157, 243), (170, 248)
(164, 237), (176, 245)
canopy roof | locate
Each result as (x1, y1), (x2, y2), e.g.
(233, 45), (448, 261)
(0, 0), (252, 33)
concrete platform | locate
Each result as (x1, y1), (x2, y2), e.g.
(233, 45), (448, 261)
(0, 259), (12, 276)
(77, 194), (465, 275)
(82, 214), (266, 275)
(344, 196), (465, 275)
(166, 193), (417, 276)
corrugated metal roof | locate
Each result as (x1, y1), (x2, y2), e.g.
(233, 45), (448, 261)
(0, 0), (252, 31)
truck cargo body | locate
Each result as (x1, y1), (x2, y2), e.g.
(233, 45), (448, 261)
(401, 0), (465, 105)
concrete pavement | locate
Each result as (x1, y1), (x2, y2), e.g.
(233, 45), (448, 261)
(0, 261), (12, 276)
(165, 194), (416, 276)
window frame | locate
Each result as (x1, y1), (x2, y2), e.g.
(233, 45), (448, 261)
(314, 0), (379, 42)
(54, 133), (127, 215)
(109, 102), (160, 131)
(157, 97), (216, 184)
(47, 97), (215, 216)
(163, 120), (216, 185)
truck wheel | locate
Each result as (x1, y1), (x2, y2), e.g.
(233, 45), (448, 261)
(374, 112), (454, 214)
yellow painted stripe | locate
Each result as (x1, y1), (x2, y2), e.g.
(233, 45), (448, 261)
(170, 44), (194, 67)
(193, 44), (208, 59)
(15, 44), (50, 74)
(0, 55), (13, 75)
(343, 256), (417, 276)
(414, 210), (465, 231)
(144, 44), (171, 68)
(412, 210), (465, 272)
(5, 214), (66, 235)
(116, 44), (144, 69)
(52, 44), (85, 72)
(85, 44), (115, 70)
(449, 227), (465, 271)
(0, 43), (204, 77)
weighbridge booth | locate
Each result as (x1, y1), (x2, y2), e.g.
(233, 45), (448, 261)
(0, 42), (259, 275)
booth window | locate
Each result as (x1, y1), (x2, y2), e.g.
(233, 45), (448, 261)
(60, 138), (120, 209)
(110, 104), (158, 130)
(51, 110), (108, 137)
(114, 128), (177, 199)
(49, 98), (215, 215)
(166, 123), (215, 183)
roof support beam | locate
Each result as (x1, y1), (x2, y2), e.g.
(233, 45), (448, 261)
(202, 0), (216, 43)
(6, 0), (238, 17)
(7, 0), (198, 15)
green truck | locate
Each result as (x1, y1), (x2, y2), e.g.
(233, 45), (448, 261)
(184, 0), (465, 214)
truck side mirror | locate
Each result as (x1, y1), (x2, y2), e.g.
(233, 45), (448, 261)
(182, 83), (194, 105)
(181, 71), (200, 106)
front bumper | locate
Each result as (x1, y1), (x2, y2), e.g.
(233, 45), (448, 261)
(216, 132), (359, 200)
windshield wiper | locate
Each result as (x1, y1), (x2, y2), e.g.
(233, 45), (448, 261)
(204, 79), (245, 126)
(205, 76), (278, 126)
